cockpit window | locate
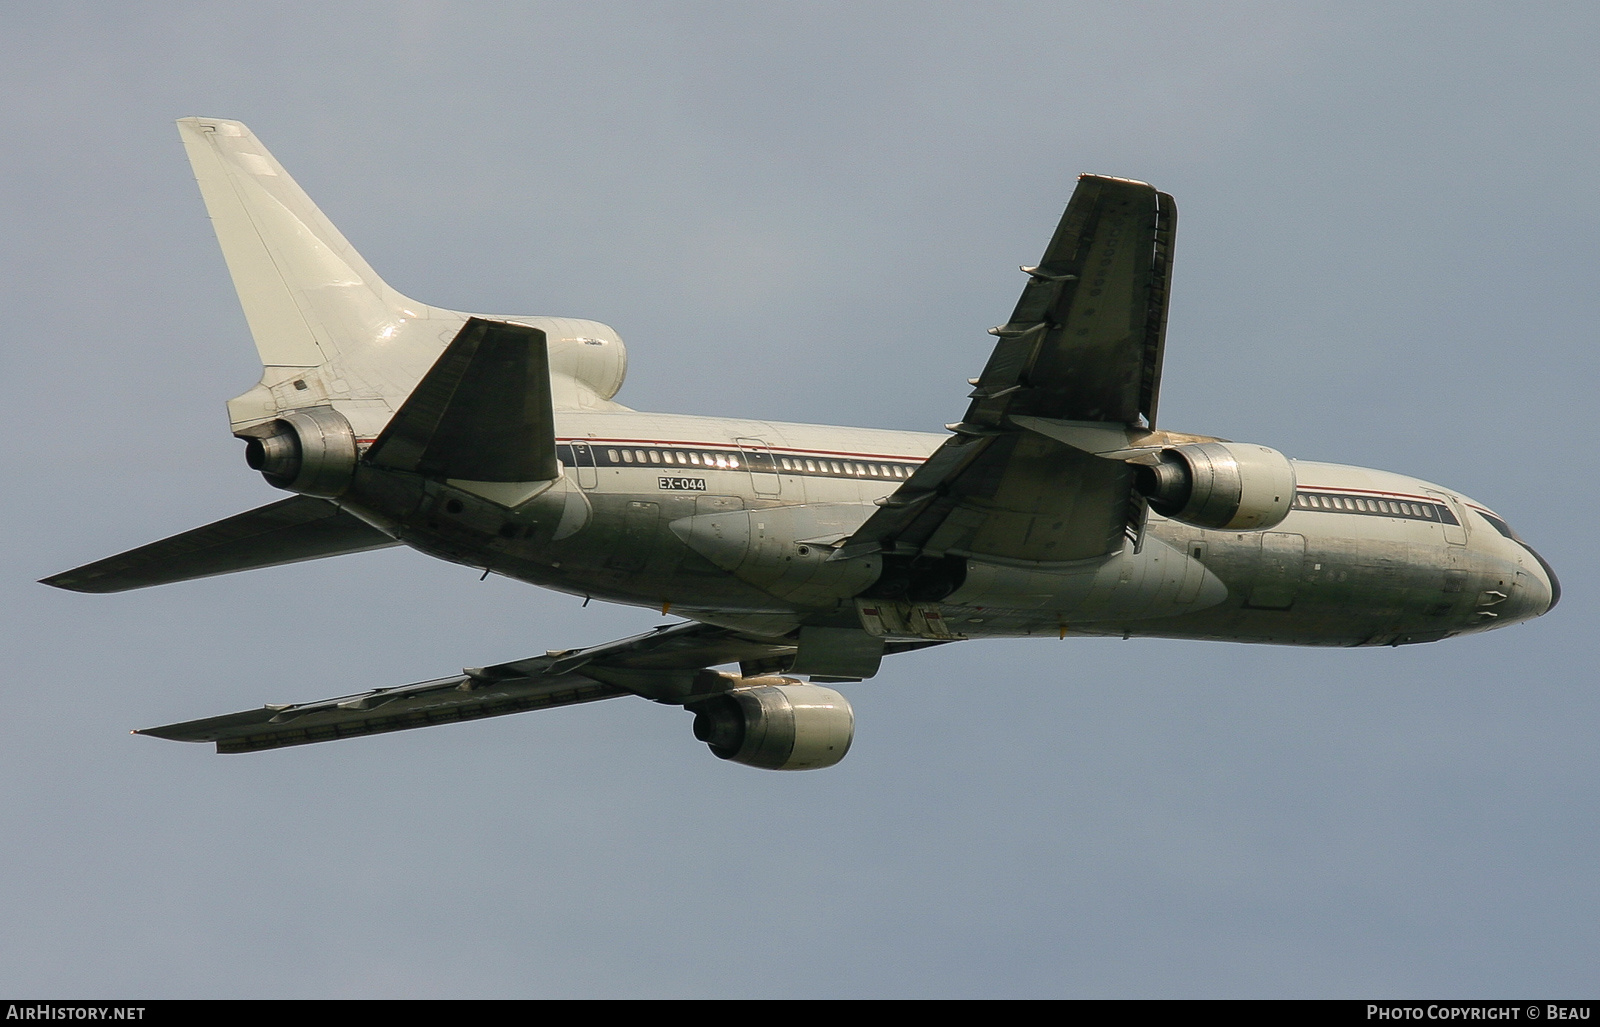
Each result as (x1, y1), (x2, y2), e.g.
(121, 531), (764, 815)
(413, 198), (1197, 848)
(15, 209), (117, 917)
(1476, 510), (1519, 541)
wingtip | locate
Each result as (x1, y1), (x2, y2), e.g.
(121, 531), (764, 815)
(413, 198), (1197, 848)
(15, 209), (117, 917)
(37, 571), (121, 594)
(134, 724), (188, 742)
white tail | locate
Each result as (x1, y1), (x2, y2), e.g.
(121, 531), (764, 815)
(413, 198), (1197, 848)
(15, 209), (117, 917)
(179, 118), (631, 439)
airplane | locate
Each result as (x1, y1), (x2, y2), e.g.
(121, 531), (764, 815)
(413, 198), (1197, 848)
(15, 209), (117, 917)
(42, 118), (1559, 770)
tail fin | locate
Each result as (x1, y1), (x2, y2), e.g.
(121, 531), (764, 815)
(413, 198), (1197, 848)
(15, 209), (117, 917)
(178, 118), (419, 367)
(178, 117), (455, 436)
(181, 118), (633, 438)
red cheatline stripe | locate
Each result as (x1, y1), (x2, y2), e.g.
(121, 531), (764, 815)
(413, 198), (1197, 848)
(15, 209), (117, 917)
(556, 437), (930, 461)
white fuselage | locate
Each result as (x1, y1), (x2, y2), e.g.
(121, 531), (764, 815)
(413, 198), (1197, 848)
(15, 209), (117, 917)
(355, 409), (1556, 651)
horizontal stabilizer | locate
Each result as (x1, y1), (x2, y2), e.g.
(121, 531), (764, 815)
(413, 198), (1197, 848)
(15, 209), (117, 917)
(41, 496), (397, 594)
(364, 317), (557, 482)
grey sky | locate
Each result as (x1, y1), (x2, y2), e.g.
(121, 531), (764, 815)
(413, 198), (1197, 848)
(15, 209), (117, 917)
(2, 3), (1595, 997)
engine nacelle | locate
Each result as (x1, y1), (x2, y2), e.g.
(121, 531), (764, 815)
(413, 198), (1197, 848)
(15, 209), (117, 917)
(497, 317), (628, 409)
(241, 405), (360, 499)
(1135, 441), (1296, 531)
(687, 684), (854, 771)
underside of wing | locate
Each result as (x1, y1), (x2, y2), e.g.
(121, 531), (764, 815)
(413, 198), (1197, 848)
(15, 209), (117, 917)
(139, 672), (629, 753)
(847, 431), (1133, 562)
(840, 175), (1175, 564)
(138, 622), (798, 753)
(138, 619), (948, 753)
(41, 496), (397, 593)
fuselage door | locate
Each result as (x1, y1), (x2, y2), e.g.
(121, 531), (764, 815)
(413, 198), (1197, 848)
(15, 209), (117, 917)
(1247, 531), (1305, 610)
(1424, 490), (1467, 545)
(570, 441), (598, 490)
(736, 437), (781, 496)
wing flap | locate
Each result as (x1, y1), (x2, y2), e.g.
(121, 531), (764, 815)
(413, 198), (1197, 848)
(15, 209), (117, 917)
(41, 496), (397, 594)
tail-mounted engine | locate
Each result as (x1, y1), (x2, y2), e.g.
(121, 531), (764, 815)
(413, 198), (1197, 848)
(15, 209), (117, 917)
(1134, 441), (1296, 531)
(240, 405), (360, 499)
(687, 684), (855, 771)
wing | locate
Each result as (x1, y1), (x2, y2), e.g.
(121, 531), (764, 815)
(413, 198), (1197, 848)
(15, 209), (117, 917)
(839, 175), (1176, 563)
(41, 496), (398, 593)
(137, 621), (800, 753)
(140, 620), (949, 753)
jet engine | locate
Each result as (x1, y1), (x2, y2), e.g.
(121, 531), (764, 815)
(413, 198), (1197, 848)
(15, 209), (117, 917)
(687, 684), (855, 770)
(241, 405), (360, 499)
(497, 316), (628, 409)
(1134, 441), (1296, 531)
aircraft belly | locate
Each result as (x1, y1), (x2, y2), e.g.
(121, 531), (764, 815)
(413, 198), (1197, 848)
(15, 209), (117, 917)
(340, 465), (795, 614)
(670, 502), (882, 607)
(911, 507), (1516, 647)
(1089, 513), (1517, 646)
(941, 535), (1227, 620)
(528, 490), (799, 613)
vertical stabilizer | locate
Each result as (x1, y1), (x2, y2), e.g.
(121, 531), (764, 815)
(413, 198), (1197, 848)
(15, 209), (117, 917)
(178, 118), (425, 367)
(178, 118), (455, 435)
(180, 118), (634, 436)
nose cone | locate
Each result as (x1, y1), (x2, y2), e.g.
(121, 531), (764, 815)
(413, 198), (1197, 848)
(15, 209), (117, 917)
(1526, 543), (1561, 614)
(1502, 542), (1560, 623)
